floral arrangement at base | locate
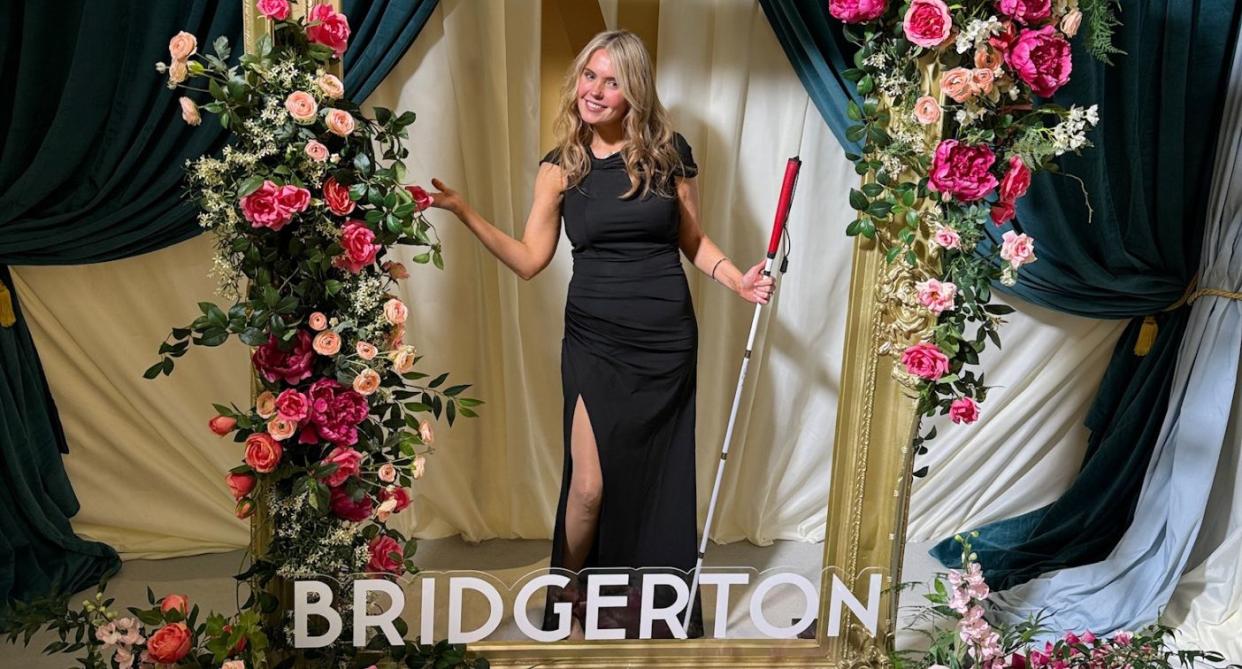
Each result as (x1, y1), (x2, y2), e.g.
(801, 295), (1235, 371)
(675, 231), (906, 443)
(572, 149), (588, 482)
(2, 1), (485, 667)
(894, 535), (1240, 669)
(826, 0), (1116, 467)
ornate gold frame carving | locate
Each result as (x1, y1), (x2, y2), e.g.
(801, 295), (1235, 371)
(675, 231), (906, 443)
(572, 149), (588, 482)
(241, 5), (934, 666)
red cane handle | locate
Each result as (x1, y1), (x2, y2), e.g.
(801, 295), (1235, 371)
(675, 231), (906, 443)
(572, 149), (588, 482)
(768, 157), (801, 256)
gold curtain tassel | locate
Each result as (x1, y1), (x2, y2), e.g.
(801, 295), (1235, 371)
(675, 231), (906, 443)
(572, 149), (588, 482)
(0, 278), (15, 328)
(1133, 315), (1158, 356)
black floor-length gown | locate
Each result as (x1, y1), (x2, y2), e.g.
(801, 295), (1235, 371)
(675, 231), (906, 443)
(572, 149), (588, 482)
(538, 133), (704, 639)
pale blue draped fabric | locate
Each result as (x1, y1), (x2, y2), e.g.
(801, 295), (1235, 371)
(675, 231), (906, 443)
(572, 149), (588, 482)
(988, 28), (1242, 635)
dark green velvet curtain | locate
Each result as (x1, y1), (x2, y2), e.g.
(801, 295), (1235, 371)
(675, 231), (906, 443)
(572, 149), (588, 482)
(0, 0), (437, 605)
(759, 0), (1242, 590)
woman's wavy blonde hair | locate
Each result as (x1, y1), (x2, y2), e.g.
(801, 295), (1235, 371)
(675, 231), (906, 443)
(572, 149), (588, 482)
(551, 30), (684, 199)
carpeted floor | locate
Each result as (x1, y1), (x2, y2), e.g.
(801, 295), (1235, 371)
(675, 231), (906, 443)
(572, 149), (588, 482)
(2, 538), (946, 666)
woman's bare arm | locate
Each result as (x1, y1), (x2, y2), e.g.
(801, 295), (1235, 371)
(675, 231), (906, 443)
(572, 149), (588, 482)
(676, 177), (773, 304)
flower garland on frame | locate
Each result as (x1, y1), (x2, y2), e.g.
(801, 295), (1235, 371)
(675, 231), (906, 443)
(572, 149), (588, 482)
(827, 0), (1115, 469)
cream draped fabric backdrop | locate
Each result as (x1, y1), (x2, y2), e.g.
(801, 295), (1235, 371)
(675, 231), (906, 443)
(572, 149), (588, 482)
(13, 0), (1121, 573)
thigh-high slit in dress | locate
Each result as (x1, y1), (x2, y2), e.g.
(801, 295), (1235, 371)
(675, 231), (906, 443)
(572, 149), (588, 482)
(538, 133), (705, 639)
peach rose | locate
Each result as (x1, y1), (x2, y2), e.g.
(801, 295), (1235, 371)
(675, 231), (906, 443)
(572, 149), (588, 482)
(356, 341), (378, 360)
(160, 594), (190, 616)
(353, 368), (381, 396)
(168, 31), (198, 60)
(255, 391), (277, 419)
(308, 312), (329, 331)
(244, 433), (283, 473)
(412, 454), (427, 479)
(913, 96), (941, 125)
(209, 415), (236, 436)
(147, 623), (192, 664)
(285, 91), (319, 124)
(267, 416), (298, 441)
(305, 140), (329, 162)
(314, 330), (342, 356)
(378, 463), (397, 483)
(940, 68), (974, 103)
(971, 68), (995, 95)
(168, 59), (189, 84)
(326, 109), (355, 137)
(1061, 10), (1083, 38)
(386, 323), (406, 350)
(419, 419), (434, 445)
(383, 298), (408, 325)
(179, 97), (201, 126)
(317, 73), (345, 100)
(391, 345), (417, 374)
(975, 47), (1003, 70)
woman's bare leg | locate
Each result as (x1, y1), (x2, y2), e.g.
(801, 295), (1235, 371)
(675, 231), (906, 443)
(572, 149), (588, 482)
(563, 395), (602, 639)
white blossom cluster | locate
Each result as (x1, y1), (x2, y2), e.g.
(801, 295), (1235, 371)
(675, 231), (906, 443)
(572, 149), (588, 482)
(271, 491), (370, 581)
(955, 16), (1003, 54)
(345, 273), (391, 342)
(955, 106), (989, 127)
(1050, 104), (1100, 155)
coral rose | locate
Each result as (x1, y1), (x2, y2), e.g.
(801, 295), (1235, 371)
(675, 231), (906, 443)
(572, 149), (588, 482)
(971, 67), (995, 95)
(278, 184), (311, 214)
(827, 0), (887, 23)
(975, 47), (1003, 70)
(255, 390), (277, 419)
(285, 91), (318, 124)
(353, 368), (381, 396)
(1006, 26), (1072, 97)
(335, 221), (380, 273)
(209, 415), (236, 436)
(940, 68), (975, 103)
(244, 433), (283, 473)
(391, 345), (417, 375)
(323, 177), (355, 216)
(999, 155), (1032, 202)
(226, 473), (255, 500)
(1061, 9), (1083, 37)
(383, 298), (408, 325)
(168, 60), (189, 85)
(314, 330), (342, 356)
(326, 108), (356, 137)
(305, 140), (329, 162)
(929, 140), (998, 202)
(306, 4), (351, 56)
(235, 499), (256, 519)
(267, 416), (298, 441)
(900, 342), (950, 380)
(949, 397), (980, 424)
(179, 97), (201, 126)
(168, 31), (198, 60)
(147, 623), (192, 664)
(240, 180), (293, 231)
(903, 0), (952, 48)
(308, 311), (329, 331)
(378, 463), (397, 483)
(160, 594), (190, 616)
(383, 261), (409, 279)
(419, 419), (435, 445)
(356, 341), (378, 360)
(405, 185), (435, 212)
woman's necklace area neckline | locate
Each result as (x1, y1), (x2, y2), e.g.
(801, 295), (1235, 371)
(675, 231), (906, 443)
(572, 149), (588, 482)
(590, 141), (626, 160)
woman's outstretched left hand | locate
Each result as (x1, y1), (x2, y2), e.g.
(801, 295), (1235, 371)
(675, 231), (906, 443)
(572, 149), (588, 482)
(739, 260), (775, 305)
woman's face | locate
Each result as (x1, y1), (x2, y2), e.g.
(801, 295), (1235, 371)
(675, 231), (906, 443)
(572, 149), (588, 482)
(576, 49), (629, 129)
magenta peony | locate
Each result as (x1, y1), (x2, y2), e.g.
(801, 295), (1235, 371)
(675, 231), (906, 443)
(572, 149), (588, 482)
(1006, 26), (1072, 97)
(251, 331), (315, 384)
(297, 379), (369, 447)
(929, 140), (999, 202)
(828, 0), (887, 23)
(903, 0), (952, 48)
(996, 0), (1051, 26)
(901, 342), (950, 380)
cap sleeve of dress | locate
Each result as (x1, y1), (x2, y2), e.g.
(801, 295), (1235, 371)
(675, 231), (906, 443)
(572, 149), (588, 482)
(673, 132), (698, 178)
(540, 147), (562, 167)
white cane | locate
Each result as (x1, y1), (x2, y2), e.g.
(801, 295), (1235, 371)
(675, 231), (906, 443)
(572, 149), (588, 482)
(682, 157), (802, 633)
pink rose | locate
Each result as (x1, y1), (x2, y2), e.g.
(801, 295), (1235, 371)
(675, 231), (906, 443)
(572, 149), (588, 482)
(285, 91), (318, 124)
(915, 278), (957, 315)
(317, 73), (344, 100)
(267, 417), (298, 441)
(1000, 230), (1036, 268)
(940, 68), (975, 103)
(326, 108), (356, 137)
(827, 0), (887, 23)
(335, 221), (380, 273)
(257, 0), (290, 20)
(226, 473), (255, 500)
(949, 397), (980, 424)
(1061, 9), (1083, 37)
(240, 180), (293, 231)
(996, 0), (1051, 26)
(405, 185), (435, 211)
(383, 298), (408, 325)
(383, 261), (409, 279)
(1112, 630), (1133, 646)
(251, 331), (315, 384)
(168, 31), (198, 61)
(901, 342), (950, 380)
(313, 330), (342, 356)
(244, 433), (283, 473)
(147, 623), (192, 664)
(323, 177), (355, 216)
(903, 0), (952, 48)
(989, 21), (1020, 56)
(299, 379), (369, 446)
(179, 97), (201, 126)
(209, 415), (236, 436)
(308, 312), (329, 331)
(321, 446), (363, 487)
(1006, 26), (1072, 97)
(999, 155), (1032, 202)
(913, 96), (941, 125)
(306, 4), (351, 57)
(356, 341), (378, 360)
(278, 184), (311, 214)
(305, 140), (329, 162)
(378, 463), (397, 483)
(330, 486), (374, 522)
(933, 225), (961, 250)
(255, 390), (277, 419)
(929, 140), (999, 202)
(353, 368), (381, 396)
(367, 535), (405, 575)
(160, 594), (190, 616)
